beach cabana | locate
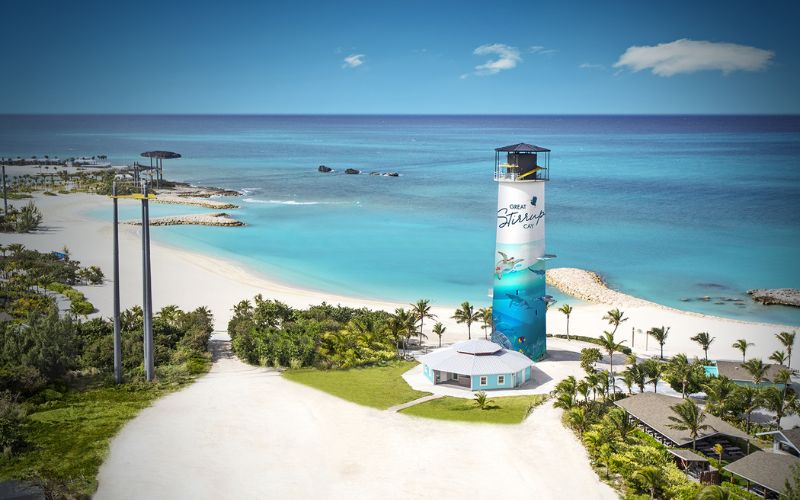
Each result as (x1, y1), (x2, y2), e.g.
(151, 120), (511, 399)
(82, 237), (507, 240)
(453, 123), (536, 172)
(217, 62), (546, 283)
(706, 361), (785, 388)
(419, 339), (533, 391)
(757, 428), (800, 457)
(666, 449), (718, 484)
(614, 393), (750, 449)
(723, 451), (799, 498)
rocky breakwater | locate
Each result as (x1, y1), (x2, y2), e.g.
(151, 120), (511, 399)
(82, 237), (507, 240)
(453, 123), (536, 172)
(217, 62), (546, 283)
(546, 267), (651, 308)
(124, 212), (244, 227)
(748, 288), (800, 307)
(152, 194), (239, 210)
(317, 166), (399, 176)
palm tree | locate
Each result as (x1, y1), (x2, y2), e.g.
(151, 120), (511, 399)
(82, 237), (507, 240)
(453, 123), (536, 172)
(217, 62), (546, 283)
(432, 322), (446, 348)
(624, 363), (647, 393)
(762, 384), (792, 430)
(576, 379), (591, 403)
(667, 399), (709, 450)
(647, 326), (670, 359)
(777, 331), (796, 369)
(474, 391), (492, 410)
(603, 308), (627, 335)
(732, 339), (753, 363)
(451, 301), (479, 340)
(642, 358), (663, 393)
(667, 353), (695, 398)
(411, 299), (436, 347)
(735, 386), (761, 433)
(604, 408), (636, 442)
(770, 350), (788, 366)
(558, 303), (573, 340)
(597, 330), (626, 395)
(634, 466), (663, 500)
(393, 308), (417, 355)
(741, 358), (769, 385)
(566, 406), (588, 433)
(697, 484), (733, 500)
(477, 306), (492, 340)
(702, 376), (738, 418)
(554, 376), (578, 410)
(691, 332), (715, 362)
(620, 370), (635, 395)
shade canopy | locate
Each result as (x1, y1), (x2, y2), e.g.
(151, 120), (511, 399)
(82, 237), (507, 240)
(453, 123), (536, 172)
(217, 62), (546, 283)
(495, 143), (550, 153)
(141, 151), (182, 159)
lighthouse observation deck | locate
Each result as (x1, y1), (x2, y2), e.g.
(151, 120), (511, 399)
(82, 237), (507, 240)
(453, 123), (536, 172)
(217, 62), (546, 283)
(494, 143), (550, 182)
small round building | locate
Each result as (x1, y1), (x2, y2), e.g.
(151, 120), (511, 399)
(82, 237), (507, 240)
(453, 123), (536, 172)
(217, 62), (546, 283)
(419, 339), (533, 391)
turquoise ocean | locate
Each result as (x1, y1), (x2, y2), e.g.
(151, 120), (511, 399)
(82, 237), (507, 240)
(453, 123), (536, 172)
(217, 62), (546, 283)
(1, 115), (799, 325)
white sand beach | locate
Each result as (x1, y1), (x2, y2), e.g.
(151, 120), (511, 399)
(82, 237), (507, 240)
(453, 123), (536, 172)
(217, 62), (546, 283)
(4, 191), (794, 362)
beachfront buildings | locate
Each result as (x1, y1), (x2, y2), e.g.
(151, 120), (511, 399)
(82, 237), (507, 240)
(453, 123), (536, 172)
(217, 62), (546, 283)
(419, 339), (533, 390)
(491, 143), (552, 361)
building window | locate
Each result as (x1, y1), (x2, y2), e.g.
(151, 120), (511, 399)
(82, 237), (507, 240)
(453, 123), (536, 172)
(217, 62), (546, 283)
(480, 376), (487, 386)
(498, 375), (505, 385)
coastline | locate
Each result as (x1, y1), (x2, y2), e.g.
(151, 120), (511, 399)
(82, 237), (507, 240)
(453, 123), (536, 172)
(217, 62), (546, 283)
(7, 191), (796, 362)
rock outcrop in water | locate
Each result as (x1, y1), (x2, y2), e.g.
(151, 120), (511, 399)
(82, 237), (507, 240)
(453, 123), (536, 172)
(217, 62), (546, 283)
(125, 212), (244, 227)
(344, 168), (360, 175)
(318, 165), (332, 173)
(748, 288), (800, 307)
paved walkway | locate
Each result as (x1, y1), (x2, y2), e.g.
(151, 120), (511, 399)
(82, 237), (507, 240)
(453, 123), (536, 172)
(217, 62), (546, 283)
(95, 340), (617, 500)
(385, 394), (443, 412)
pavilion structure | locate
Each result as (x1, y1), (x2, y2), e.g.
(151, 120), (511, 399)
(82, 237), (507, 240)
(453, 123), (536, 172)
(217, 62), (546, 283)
(419, 339), (533, 391)
(140, 150), (181, 187)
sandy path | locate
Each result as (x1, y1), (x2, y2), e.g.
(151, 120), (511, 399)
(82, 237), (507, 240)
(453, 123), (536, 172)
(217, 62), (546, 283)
(95, 340), (616, 500)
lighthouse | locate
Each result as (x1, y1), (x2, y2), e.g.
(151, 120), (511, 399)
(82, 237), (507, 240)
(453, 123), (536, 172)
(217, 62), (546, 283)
(490, 143), (553, 361)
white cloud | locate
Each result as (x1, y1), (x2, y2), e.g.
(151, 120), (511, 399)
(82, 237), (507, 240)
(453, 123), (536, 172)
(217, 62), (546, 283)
(579, 63), (605, 70)
(528, 46), (556, 55)
(342, 54), (365, 68)
(614, 39), (774, 76)
(471, 43), (522, 76)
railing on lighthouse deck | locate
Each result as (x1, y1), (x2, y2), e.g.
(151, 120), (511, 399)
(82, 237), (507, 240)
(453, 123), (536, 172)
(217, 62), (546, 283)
(493, 144), (551, 182)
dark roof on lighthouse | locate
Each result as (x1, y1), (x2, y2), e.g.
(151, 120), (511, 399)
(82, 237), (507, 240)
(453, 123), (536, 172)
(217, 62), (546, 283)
(495, 143), (550, 153)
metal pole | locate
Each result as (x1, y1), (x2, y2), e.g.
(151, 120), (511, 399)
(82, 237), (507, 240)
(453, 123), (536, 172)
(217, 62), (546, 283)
(2, 164), (7, 214)
(141, 181), (154, 381)
(631, 326), (635, 349)
(113, 182), (122, 384)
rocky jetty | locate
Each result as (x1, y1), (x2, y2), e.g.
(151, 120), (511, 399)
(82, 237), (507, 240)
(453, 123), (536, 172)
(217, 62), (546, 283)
(124, 212), (244, 227)
(748, 288), (800, 307)
(152, 194), (239, 210)
(168, 182), (241, 198)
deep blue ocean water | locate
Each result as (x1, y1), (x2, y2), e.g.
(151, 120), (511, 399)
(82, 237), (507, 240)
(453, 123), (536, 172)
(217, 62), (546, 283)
(1, 115), (799, 325)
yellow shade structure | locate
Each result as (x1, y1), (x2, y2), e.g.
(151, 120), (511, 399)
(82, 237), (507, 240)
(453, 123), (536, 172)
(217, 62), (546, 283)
(109, 193), (156, 200)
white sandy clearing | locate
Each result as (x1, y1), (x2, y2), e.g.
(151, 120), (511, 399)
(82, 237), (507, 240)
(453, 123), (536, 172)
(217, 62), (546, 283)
(94, 340), (616, 500)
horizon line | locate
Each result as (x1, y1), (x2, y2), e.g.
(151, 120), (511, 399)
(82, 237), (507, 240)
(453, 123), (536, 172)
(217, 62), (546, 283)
(1, 112), (799, 117)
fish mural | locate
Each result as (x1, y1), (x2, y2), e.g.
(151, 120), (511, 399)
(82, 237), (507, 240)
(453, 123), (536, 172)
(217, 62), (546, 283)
(491, 329), (513, 350)
(495, 251), (524, 280)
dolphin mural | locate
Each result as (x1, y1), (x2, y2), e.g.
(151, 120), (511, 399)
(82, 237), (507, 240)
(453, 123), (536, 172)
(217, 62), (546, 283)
(506, 292), (531, 309)
(491, 330), (513, 350)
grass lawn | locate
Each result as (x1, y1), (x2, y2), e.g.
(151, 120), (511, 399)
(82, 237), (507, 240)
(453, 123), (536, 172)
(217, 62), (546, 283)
(400, 394), (548, 424)
(0, 359), (211, 497)
(283, 360), (430, 410)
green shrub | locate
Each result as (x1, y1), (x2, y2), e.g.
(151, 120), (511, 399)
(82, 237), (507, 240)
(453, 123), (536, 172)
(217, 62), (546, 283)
(0, 391), (27, 456)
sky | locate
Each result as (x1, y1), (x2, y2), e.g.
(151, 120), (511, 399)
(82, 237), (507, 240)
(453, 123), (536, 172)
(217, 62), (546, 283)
(0, 0), (798, 114)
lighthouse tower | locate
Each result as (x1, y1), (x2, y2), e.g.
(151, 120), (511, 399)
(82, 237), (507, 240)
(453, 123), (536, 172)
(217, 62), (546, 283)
(490, 143), (552, 361)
